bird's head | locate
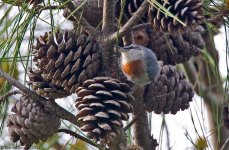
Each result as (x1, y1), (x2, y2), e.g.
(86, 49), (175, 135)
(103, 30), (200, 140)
(114, 44), (142, 53)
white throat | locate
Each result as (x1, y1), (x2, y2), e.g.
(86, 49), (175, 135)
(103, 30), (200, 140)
(121, 50), (143, 64)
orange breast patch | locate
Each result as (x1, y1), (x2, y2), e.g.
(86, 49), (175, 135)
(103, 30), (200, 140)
(122, 60), (144, 78)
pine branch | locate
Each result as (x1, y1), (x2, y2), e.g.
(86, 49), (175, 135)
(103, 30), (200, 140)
(0, 68), (79, 126)
(36, 5), (65, 12)
(99, 1), (117, 77)
(102, 0), (115, 35)
(132, 86), (154, 150)
(0, 90), (22, 104)
(58, 129), (106, 150)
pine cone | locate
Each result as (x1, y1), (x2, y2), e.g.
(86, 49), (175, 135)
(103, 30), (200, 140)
(28, 68), (69, 99)
(116, 0), (147, 23)
(149, 0), (203, 33)
(7, 95), (61, 149)
(32, 30), (101, 94)
(149, 26), (205, 65)
(75, 77), (134, 143)
(144, 65), (195, 114)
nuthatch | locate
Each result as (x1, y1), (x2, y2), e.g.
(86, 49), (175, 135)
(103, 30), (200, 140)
(116, 44), (161, 85)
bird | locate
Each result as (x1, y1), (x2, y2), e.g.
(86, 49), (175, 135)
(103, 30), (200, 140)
(116, 44), (161, 85)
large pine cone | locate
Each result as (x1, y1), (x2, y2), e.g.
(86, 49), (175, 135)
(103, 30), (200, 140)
(32, 30), (101, 94)
(75, 77), (133, 143)
(149, 26), (205, 65)
(7, 95), (61, 149)
(28, 68), (69, 99)
(149, 0), (203, 33)
(144, 65), (195, 114)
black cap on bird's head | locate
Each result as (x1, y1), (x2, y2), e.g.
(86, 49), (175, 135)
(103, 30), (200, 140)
(114, 45), (127, 53)
(114, 44), (141, 53)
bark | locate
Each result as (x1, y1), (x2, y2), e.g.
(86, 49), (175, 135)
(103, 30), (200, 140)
(132, 86), (154, 150)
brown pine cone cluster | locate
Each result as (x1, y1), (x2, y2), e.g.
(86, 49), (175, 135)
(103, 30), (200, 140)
(75, 77), (133, 143)
(144, 65), (195, 114)
(31, 30), (101, 97)
(149, 0), (203, 33)
(7, 95), (61, 149)
(149, 26), (205, 65)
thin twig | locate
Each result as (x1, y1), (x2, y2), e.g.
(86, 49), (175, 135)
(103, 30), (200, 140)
(105, 1), (150, 44)
(204, 8), (229, 26)
(163, 116), (171, 149)
(36, 5), (65, 12)
(0, 90), (22, 104)
(221, 137), (229, 150)
(124, 109), (144, 131)
(0, 68), (79, 126)
(58, 129), (106, 150)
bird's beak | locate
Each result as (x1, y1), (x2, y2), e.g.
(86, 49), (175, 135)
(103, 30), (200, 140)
(114, 45), (126, 52)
